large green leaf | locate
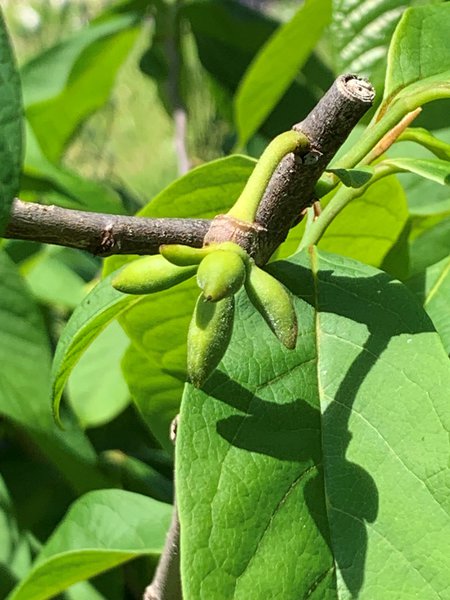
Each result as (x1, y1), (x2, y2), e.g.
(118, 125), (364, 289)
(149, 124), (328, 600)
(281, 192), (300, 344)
(177, 248), (450, 599)
(382, 4), (450, 109)
(388, 128), (450, 215)
(135, 154), (256, 221)
(330, 0), (409, 92)
(65, 582), (107, 600)
(21, 13), (139, 162)
(407, 256), (450, 355)
(68, 321), (130, 429)
(51, 274), (142, 423)
(279, 175), (408, 267)
(235, 0), (331, 146)
(386, 209), (450, 282)
(7, 490), (172, 600)
(384, 157), (450, 186)
(184, 1), (333, 140)
(120, 281), (198, 453)
(0, 11), (23, 234)
(0, 251), (111, 493)
(105, 155), (255, 449)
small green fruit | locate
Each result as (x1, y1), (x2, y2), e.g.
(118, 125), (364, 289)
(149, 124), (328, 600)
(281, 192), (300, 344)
(214, 241), (250, 263)
(245, 265), (297, 349)
(187, 294), (235, 387)
(160, 241), (249, 267)
(159, 244), (210, 266)
(112, 255), (196, 295)
(197, 250), (246, 301)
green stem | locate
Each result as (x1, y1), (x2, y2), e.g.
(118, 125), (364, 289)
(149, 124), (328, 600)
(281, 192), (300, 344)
(310, 104), (408, 197)
(299, 83), (450, 249)
(398, 127), (450, 161)
(332, 103), (406, 170)
(314, 173), (336, 198)
(335, 84), (450, 171)
(298, 163), (400, 250)
(228, 130), (309, 222)
(302, 206), (315, 239)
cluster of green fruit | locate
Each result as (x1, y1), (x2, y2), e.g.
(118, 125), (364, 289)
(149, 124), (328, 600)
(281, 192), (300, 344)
(112, 242), (297, 387)
(111, 130), (308, 387)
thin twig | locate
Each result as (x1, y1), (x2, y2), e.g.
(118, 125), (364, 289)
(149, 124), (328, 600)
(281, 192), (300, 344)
(144, 415), (181, 600)
(144, 506), (181, 600)
(3, 199), (210, 256)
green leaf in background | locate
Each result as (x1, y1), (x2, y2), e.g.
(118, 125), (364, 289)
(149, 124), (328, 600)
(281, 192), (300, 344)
(120, 282), (198, 453)
(382, 3), (450, 109)
(68, 321), (130, 429)
(280, 175), (408, 267)
(330, 0), (409, 93)
(21, 13), (139, 162)
(99, 450), (173, 504)
(7, 490), (172, 600)
(399, 127), (450, 161)
(64, 581), (107, 600)
(135, 154), (256, 221)
(384, 157), (450, 186)
(335, 3), (450, 171)
(105, 156), (255, 449)
(184, 1), (333, 141)
(0, 475), (31, 598)
(21, 248), (87, 309)
(95, 0), (151, 21)
(51, 273), (142, 424)
(0, 251), (111, 493)
(409, 214), (450, 276)
(235, 0), (331, 146)
(177, 249), (450, 599)
(326, 166), (374, 188)
(23, 120), (125, 214)
(407, 256), (450, 355)
(0, 475), (17, 571)
(388, 127), (450, 215)
(0, 10), (23, 234)
(319, 176), (408, 264)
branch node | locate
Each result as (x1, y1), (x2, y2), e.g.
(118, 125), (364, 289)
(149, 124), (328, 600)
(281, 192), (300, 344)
(203, 214), (265, 256)
(98, 224), (116, 254)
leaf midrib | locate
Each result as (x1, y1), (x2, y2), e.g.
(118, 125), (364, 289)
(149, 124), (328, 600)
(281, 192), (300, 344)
(310, 246), (340, 597)
(424, 257), (450, 307)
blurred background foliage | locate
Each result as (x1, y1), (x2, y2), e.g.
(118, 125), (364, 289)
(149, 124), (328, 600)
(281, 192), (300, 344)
(0, 0), (449, 598)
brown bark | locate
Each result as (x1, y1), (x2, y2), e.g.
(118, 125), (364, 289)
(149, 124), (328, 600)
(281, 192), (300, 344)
(4, 199), (210, 256)
(253, 74), (375, 263)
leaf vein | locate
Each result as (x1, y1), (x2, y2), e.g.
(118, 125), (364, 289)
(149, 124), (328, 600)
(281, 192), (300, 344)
(233, 463), (321, 590)
(330, 505), (442, 597)
(327, 394), (450, 518)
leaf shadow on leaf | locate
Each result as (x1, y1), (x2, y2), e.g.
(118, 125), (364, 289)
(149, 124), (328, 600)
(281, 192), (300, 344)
(206, 262), (434, 597)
